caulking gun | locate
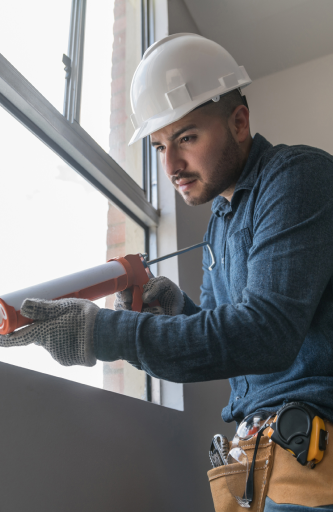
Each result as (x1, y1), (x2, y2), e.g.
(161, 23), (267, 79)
(0, 242), (215, 335)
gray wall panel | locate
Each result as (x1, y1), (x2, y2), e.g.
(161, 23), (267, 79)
(0, 362), (233, 512)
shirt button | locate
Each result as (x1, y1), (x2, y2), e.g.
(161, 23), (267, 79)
(235, 396), (241, 401)
(226, 213), (233, 220)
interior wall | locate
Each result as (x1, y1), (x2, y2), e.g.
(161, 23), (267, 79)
(167, 0), (200, 35)
(245, 52), (333, 154)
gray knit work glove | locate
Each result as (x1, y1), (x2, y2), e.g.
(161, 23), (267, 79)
(114, 289), (133, 311)
(114, 277), (184, 315)
(114, 277), (185, 315)
(0, 298), (99, 366)
(142, 276), (185, 316)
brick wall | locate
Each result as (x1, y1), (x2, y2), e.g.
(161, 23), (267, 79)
(103, 0), (146, 400)
(103, 0), (127, 394)
(109, 0), (127, 170)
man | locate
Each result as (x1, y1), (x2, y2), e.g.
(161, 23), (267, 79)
(1, 34), (333, 511)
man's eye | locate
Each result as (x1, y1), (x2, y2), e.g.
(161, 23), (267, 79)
(180, 135), (194, 143)
(156, 145), (165, 152)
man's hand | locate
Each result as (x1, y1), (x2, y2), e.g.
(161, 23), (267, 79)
(114, 289), (133, 311)
(114, 276), (184, 316)
(0, 298), (99, 366)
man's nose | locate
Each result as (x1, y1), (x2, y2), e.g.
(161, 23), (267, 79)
(163, 146), (185, 179)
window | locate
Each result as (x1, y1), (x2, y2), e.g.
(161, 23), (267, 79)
(0, 106), (148, 399)
(0, 0), (160, 403)
(0, 0), (71, 114)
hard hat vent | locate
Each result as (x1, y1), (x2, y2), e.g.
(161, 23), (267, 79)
(165, 84), (192, 110)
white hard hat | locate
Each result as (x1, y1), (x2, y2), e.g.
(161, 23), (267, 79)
(128, 33), (251, 145)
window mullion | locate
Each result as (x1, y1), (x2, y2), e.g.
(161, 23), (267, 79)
(141, 0), (158, 208)
(63, 0), (86, 123)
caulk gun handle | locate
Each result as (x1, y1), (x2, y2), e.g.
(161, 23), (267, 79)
(111, 254), (160, 313)
(130, 260), (160, 313)
(131, 282), (160, 313)
(131, 284), (145, 312)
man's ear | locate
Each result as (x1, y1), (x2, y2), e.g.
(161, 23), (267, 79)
(229, 105), (250, 143)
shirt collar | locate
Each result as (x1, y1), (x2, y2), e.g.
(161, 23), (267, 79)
(211, 133), (273, 216)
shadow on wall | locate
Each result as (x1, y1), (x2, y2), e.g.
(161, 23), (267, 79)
(168, 0), (201, 36)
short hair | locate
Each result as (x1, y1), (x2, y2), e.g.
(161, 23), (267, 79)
(218, 89), (246, 118)
(200, 89), (247, 121)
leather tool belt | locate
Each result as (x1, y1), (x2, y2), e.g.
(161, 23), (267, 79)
(207, 420), (333, 512)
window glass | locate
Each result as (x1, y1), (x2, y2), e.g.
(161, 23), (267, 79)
(80, 0), (143, 187)
(0, 0), (71, 113)
(0, 106), (147, 400)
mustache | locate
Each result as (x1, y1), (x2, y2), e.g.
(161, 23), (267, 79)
(171, 171), (201, 186)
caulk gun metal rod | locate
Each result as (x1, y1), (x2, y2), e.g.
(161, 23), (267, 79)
(147, 242), (210, 265)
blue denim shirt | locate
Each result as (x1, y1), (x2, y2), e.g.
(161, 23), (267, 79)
(95, 133), (333, 424)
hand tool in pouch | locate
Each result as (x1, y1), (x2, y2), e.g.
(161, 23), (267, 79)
(209, 434), (229, 468)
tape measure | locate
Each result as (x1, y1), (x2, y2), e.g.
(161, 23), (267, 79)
(267, 402), (329, 468)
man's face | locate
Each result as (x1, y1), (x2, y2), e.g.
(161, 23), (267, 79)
(150, 106), (245, 205)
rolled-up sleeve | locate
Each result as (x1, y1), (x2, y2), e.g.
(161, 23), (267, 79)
(94, 151), (333, 383)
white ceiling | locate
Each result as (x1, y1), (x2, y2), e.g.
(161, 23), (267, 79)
(169, 0), (333, 80)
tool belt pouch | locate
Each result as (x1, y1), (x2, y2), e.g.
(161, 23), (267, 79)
(207, 436), (275, 512)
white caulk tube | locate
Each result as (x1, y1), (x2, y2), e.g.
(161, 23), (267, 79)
(2, 261), (125, 311)
(0, 259), (128, 335)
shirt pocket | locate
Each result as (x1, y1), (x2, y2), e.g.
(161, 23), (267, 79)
(226, 227), (253, 304)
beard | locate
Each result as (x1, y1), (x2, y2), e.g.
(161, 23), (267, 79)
(173, 126), (244, 206)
